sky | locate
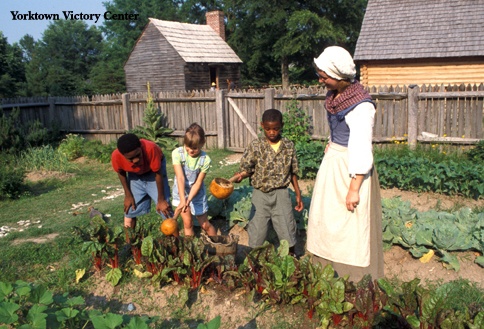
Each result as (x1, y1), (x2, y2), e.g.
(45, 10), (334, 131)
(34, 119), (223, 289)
(1, 0), (107, 44)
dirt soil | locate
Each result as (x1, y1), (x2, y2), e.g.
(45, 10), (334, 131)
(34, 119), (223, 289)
(20, 160), (484, 328)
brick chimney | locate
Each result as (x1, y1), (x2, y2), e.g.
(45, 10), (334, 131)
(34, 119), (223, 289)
(206, 10), (225, 41)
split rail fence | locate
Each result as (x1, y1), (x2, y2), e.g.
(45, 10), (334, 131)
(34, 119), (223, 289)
(1, 84), (483, 151)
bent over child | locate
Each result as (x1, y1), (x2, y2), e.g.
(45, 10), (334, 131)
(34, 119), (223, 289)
(111, 133), (171, 232)
(172, 123), (216, 236)
(229, 109), (303, 252)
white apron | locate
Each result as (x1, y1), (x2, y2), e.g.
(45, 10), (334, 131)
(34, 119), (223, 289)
(307, 143), (372, 267)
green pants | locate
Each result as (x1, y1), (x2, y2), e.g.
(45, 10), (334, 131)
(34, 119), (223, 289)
(247, 188), (297, 248)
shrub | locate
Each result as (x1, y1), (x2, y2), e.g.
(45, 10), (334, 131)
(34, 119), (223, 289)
(0, 153), (25, 199)
(58, 134), (85, 161)
(0, 108), (23, 153)
(83, 139), (117, 163)
(465, 140), (484, 162)
(282, 99), (312, 145)
(130, 82), (178, 150)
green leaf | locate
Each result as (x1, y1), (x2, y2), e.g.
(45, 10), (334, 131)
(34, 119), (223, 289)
(141, 235), (154, 257)
(29, 285), (53, 305)
(89, 312), (123, 329)
(0, 282), (13, 300)
(105, 268), (122, 286)
(439, 250), (460, 271)
(474, 256), (484, 268)
(55, 307), (79, 322)
(197, 315), (221, 329)
(125, 317), (149, 329)
(0, 302), (19, 324)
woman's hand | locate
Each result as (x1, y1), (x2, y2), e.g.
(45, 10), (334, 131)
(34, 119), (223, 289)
(346, 189), (360, 212)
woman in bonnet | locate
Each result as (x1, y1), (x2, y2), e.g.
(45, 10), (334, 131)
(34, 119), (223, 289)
(306, 46), (384, 282)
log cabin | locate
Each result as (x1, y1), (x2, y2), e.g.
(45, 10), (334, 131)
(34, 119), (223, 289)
(124, 10), (242, 92)
(354, 0), (484, 87)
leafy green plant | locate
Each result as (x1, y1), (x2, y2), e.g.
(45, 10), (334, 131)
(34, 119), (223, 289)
(0, 108), (23, 153)
(58, 133), (85, 161)
(465, 140), (484, 162)
(282, 99), (312, 145)
(295, 140), (324, 179)
(0, 152), (25, 199)
(375, 146), (484, 199)
(83, 139), (117, 163)
(21, 145), (73, 173)
(130, 82), (178, 150)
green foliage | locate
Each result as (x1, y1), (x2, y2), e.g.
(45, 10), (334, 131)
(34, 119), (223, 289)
(282, 99), (312, 145)
(375, 146), (484, 199)
(129, 84), (178, 150)
(83, 139), (117, 163)
(0, 280), (157, 328)
(58, 134), (85, 161)
(25, 20), (103, 96)
(0, 152), (25, 199)
(381, 197), (484, 270)
(0, 108), (23, 153)
(20, 145), (73, 173)
(0, 31), (26, 98)
(0, 108), (62, 154)
(465, 140), (484, 162)
(295, 141), (324, 179)
(281, 99), (324, 179)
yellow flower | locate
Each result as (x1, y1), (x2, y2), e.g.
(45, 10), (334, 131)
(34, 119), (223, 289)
(432, 144), (436, 148)
(443, 134), (447, 137)
(403, 133), (408, 137)
(462, 135), (465, 138)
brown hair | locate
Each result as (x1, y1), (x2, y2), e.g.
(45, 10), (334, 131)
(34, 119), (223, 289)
(183, 123), (206, 149)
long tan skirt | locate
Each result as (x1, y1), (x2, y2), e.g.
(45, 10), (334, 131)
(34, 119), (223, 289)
(306, 143), (384, 282)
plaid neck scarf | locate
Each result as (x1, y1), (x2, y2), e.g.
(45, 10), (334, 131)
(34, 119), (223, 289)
(325, 81), (372, 115)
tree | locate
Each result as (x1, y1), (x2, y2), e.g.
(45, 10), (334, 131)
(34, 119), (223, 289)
(0, 32), (26, 98)
(25, 20), (103, 96)
(226, 0), (367, 88)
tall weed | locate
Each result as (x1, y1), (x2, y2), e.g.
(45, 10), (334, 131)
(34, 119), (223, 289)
(21, 145), (73, 173)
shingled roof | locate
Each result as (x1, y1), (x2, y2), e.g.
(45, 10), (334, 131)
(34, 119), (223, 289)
(149, 18), (242, 64)
(354, 0), (484, 61)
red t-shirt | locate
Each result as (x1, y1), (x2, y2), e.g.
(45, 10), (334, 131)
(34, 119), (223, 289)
(111, 139), (163, 175)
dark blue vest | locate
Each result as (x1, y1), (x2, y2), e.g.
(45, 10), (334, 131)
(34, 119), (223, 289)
(327, 100), (374, 147)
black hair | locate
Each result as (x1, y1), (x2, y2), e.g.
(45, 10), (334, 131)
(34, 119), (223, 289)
(184, 123), (206, 149)
(117, 133), (141, 154)
(261, 109), (283, 124)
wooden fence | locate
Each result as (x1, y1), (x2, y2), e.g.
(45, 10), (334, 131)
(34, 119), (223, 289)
(1, 84), (483, 151)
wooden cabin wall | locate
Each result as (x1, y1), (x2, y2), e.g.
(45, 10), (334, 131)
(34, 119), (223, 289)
(359, 61), (484, 86)
(124, 24), (186, 92)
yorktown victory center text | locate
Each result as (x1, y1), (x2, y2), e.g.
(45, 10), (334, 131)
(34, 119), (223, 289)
(10, 11), (139, 23)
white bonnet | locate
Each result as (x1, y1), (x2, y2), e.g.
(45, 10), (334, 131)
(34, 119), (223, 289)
(314, 46), (356, 81)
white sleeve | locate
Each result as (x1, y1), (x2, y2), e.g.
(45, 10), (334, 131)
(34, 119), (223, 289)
(345, 102), (375, 176)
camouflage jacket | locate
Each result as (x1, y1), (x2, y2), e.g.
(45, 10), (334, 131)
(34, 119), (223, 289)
(239, 137), (299, 193)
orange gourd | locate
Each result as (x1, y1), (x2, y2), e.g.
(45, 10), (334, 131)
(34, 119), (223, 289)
(160, 218), (179, 237)
(209, 178), (234, 200)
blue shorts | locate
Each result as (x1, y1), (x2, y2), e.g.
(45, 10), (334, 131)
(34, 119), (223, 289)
(172, 187), (208, 216)
(125, 157), (171, 219)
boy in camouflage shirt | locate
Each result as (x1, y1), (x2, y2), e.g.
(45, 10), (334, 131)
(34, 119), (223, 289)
(229, 109), (303, 252)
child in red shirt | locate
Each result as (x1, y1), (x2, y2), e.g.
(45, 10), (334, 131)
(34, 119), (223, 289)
(111, 133), (171, 230)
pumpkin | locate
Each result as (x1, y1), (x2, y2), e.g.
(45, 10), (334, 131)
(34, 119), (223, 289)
(160, 218), (179, 236)
(209, 178), (234, 200)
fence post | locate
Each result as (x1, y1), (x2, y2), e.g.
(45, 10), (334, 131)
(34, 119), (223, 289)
(264, 88), (275, 110)
(121, 93), (132, 132)
(48, 97), (55, 125)
(216, 89), (226, 149)
(407, 84), (419, 149)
